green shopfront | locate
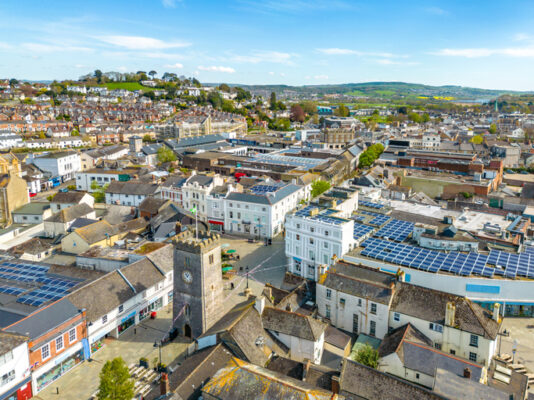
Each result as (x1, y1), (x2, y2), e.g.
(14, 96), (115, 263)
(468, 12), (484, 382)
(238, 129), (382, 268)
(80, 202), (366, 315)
(35, 345), (84, 392)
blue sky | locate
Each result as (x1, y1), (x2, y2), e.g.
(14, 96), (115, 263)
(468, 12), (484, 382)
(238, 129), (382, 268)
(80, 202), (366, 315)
(1, 0), (534, 90)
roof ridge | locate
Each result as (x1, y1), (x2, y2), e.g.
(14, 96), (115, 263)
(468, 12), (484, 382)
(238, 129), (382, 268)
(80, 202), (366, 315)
(465, 298), (494, 338)
(404, 340), (482, 368)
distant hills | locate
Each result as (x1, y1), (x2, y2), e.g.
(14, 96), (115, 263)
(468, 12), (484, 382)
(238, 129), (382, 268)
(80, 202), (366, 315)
(225, 82), (532, 101)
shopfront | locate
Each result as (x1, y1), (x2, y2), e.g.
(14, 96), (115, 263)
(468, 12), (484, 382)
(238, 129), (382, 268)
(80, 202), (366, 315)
(117, 312), (136, 335)
(35, 347), (84, 393)
(139, 297), (163, 321)
(0, 377), (32, 400)
(90, 333), (106, 354)
(208, 220), (224, 232)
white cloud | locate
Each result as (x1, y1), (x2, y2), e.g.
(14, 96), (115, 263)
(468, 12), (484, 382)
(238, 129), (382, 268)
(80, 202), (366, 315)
(232, 50), (295, 65)
(117, 66), (128, 72)
(279, 72), (286, 77)
(22, 43), (93, 53)
(74, 64), (86, 68)
(433, 47), (534, 58)
(268, 71), (275, 75)
(426, 7), (448, 15)
(514, 33), (532, 42)
(97, 35), (190, 50)
(0, 42), (11, 50)
(198, 65), (235, 73)
(314, 74), (328, 79)
(164, 62), (184, 69)
(162, 0), (180, 8)
(317, 48), (403, 58)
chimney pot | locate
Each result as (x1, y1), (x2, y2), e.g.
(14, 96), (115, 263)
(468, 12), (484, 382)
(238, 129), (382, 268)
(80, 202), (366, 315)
(160, 372), (170, 395)
(463, 368), (471, 379)
(331, 375), (340, 394)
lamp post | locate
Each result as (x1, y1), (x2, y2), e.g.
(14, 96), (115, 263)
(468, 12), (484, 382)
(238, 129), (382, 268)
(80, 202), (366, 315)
(497, 329), (510, 357)
(153, 340), (162, 371)
(246, 266), (249, 289)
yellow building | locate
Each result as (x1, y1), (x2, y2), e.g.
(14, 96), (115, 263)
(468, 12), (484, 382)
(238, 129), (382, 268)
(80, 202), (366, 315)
(0, 153), (29, 226)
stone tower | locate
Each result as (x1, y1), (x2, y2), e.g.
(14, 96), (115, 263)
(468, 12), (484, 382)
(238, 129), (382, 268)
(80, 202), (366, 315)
(172, 230), (224, 339)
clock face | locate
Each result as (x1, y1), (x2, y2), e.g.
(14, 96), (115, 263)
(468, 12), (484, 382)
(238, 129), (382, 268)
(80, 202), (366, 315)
(182, 270), (193, 284)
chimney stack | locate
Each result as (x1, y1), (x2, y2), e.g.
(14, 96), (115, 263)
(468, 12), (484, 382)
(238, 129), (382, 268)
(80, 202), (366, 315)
(493, 303), (501, 322)
(160, 372), (170, 395)
(254, 295), (266, 315)
(302, 359), (311, 381)
(463, 368), (471, 379)
(331, 375), (340, 394)
(445, 302), (456, 327)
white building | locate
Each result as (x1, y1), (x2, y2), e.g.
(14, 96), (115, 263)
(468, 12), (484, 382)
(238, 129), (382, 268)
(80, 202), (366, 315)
(224, 183), (306, 239)
(316, 261), (393, 338)
(181, 174), (224, 218)
(0, 133), (23, 149)
(75, 169), (136, 192)
(422, 134), (441, 149)
(159, 176), (187, 206)
(105, 181), (160, 206)
(285, 188), (359, 281)
(0, 332), (31, 400)
(31, 151), (81, 181)
(260, 306), (327, 364)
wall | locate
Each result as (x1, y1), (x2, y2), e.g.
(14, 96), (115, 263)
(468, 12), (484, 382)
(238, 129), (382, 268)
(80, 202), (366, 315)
(0, 342), (30, 398)
(379, 353), (435, 389)
(269, 330), (323, 364)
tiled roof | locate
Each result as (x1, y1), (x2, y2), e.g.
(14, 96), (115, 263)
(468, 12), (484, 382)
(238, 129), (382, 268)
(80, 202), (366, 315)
(262, 307), (327, 342)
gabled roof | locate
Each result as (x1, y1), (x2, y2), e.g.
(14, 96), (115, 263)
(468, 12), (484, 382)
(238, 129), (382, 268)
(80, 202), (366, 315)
(45, 203), (94, 223)
(202, 357), (337, 400)
(51, 191), (89, 204)
(391, 283), (500, 340)
(106, 180), (159, 195)
(262, 307), (327, 342)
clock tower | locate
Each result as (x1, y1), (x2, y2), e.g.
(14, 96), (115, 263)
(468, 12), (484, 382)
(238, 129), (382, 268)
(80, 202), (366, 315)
(172, 230), (224, 339)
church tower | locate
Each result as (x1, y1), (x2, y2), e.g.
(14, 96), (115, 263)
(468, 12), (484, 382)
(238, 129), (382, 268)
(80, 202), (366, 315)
(172, 230), (224, 339)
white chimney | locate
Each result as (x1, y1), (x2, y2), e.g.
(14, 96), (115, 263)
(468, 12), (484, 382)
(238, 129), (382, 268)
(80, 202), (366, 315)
(255, 295), (266, 315)
(493, 303), (501, 321)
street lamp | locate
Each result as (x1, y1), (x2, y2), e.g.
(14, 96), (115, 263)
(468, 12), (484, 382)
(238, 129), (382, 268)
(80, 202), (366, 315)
(246, 266), (249, 289)
(497, 329), (510, 357)
(153, 340), (162, 371)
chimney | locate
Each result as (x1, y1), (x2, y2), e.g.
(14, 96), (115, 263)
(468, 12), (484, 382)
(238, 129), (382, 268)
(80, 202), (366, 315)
(331, 375), (340, 395)
(264, 286), (272, 301)
(302, 358), (311, 381)
(160, 372), (170, 395)
(493, 303), (501, 322)
(255, 295), (266, 315)
(463, 368), (471, 379)
(445, 302), (456, 327)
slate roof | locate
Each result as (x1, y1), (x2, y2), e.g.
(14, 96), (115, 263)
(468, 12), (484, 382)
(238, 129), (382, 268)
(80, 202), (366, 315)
(9, 237), (55, 255)
(5, 298), (80, 340)
(202, 357), (337, 400)
(433, 368), (507, 400)
(321, 262), (396, 305)
(226, 183), (302, 205)
(106, 180), (159, 195)
(51, 191), (88, 204)
(45, 203), (94, 223)
(73, 220), (115, 244)
(378, 323), (432, 357)
(12, 202), (50, 215)
(391, 283), (500, 340)
(139, 197), (169, 215)
(186, 174), (213, 187)
(262, 307), (327, 342)
(340, 359), (445, 400)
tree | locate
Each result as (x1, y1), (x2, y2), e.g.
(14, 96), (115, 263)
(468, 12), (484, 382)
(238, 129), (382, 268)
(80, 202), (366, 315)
(142, 134), (153, 143)
(489, 123), (497, 134)
(97, 357), (134, 400)
(334, 104), (349, 117)
(290, 104), (305, 123)
(207, 91), (223, 109)
(408, 112), (422, 123)
(9, 78), (18, 86)
(218, 83), (231, 92)
(91, 181), (109, 203)
(311, 180), (331, 198)
(470, 134), (484, 144)
(358, 143), (384, 168)
(148, 70), (157, 79)
(352, 344), (379, 369)
(300, 101), (317, 115)
(94, 69), (103, 84)
(270, 92), (277, 111)
(71, 129), (80, 137)
(157, 146), (177, 163)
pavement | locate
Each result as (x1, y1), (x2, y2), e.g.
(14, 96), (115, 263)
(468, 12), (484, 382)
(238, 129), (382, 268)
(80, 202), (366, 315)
(31, 179), (76, 201)
(34, 233), (289, 400)
(500, 318), (534, 373)
(35, 304), (190, 400)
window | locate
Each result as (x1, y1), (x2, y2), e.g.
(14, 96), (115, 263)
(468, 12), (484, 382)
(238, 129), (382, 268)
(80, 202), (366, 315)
(370, 303), (377, 315)
(434, 343), (442, 350)
(326, 289), (332, 299)
(450, 349), (456, 355)
(416, 373), (420, 379)
(325, 304), (331, 319)
(469, 352), (477, 362)
(429, 323), (443, 333)
(1, 370), (15, 386)
(309, 238), (314, 245)
(118, 304), (124, 313)
(209, 254), (214, 264)
(323, 242), (328, 249)
(470, 334), (478, 348)
(295, 262), (301, 272)
(393, 312), (400, 322)
(324, 230), (329, 236)
(310, 227), (315, 233)
(56, 335), (64, 351)
(0, 351), (13, 368)
(370, 320), (376, 336)
(358, 298), (362, 307)
(262, 207), (266, 212)
(229, 211), (233, 218)
(41, 343), (50, 360)
(296, 234), (300, 240)
(102, 315), (108, 324)
(69, 328), (76, 343)
(353, 314), (359, 334)
(339, 298), (345, 307)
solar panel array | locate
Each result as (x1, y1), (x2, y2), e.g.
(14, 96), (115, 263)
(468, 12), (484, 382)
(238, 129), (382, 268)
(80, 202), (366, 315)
(360, 238), (534, 279)
(0, 261), (81, 307)
(250, 184), (283, 194)
(359, 200), (385, 209)
(0, 285), (27, 296)
(294, 206), (347, 225)
(524, 246), (534, 255)
(353, 224), (375, 240)
(374, 219), (414, 242)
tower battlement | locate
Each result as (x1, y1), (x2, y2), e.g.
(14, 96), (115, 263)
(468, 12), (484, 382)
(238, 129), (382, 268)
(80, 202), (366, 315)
(173, 229), (221, 253)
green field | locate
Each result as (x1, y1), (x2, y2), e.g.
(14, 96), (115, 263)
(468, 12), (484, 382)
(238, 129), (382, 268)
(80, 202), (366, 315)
(98, 82), (155, 92)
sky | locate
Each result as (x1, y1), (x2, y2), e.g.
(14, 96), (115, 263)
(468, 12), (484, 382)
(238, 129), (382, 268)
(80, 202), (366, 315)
(1, 0), (534, 90)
